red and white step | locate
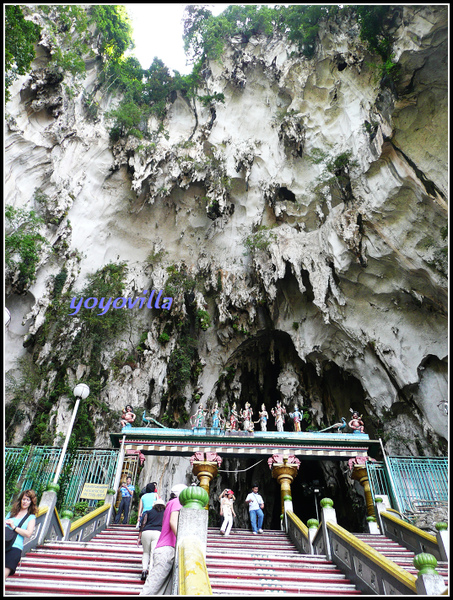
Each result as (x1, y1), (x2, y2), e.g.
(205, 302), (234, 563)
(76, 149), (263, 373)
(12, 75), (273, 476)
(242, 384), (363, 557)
(206, 527), (361, 595)
(5, 524), (145, 596)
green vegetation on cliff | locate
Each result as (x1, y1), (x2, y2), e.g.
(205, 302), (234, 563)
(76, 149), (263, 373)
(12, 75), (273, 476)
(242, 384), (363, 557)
(5, 5), (41, 101)
(5, 205), (48, 293)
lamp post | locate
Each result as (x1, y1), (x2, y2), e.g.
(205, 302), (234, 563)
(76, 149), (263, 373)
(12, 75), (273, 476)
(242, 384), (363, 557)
(52, 383), (90, 485)
(5, 307), (11, 329)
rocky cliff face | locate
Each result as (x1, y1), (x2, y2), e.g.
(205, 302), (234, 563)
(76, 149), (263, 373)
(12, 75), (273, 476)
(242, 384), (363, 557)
(5, 6), (448, 526)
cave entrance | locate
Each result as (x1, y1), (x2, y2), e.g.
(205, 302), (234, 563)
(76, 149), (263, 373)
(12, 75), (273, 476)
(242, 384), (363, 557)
(218, 329), (373, 438)
(268, 459), (366, 532)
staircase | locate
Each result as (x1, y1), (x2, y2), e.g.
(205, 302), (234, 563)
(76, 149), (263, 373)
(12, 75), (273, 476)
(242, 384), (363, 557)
(355, 534), (449, 588)
(206, 527), (361, 595)
(6, 525), (448, 595)
(5, 525), (145, 595)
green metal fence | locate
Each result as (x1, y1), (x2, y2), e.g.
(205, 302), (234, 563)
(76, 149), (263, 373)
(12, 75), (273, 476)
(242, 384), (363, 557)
(366, 456), (448, 517)
(5, 446), (120, 509)
(387, 456), (448, 514)
(366, 460), (399, 508)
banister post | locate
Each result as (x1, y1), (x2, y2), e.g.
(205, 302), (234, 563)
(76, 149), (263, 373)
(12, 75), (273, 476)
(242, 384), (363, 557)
(367, 516), (380, 534)
(435, 523), (449, 561)
(320, 498), (337, 561)
(307, 519), (319, 554)
(60, 509), (74, 540)
(172, 486), (210, 595)
(374, 496), (385, 532)
(414, 553), (448, 595)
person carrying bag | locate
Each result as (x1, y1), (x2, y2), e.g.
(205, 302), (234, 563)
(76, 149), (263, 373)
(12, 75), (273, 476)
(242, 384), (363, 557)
(5, 514), (28, 550)
(5, 489), (38, 577)
(245, 483), (265, 534)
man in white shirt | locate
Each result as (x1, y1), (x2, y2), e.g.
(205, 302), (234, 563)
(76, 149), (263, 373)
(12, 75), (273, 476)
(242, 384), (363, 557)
(245, 483), (264, 534)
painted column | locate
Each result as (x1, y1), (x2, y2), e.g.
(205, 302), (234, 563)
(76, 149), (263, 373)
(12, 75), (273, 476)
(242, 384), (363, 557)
(173, 486), (211, 595)
(348, 455), (376, 518)
(268, 454), (300, 516)
(190, 453), (222, 505)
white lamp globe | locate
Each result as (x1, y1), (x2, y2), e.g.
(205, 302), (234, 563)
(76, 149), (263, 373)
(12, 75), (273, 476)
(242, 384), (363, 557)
(73, 383), (90, 400)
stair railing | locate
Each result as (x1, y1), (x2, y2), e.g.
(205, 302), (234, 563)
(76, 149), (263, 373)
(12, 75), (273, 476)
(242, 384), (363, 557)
(22, 506), (56, 555)
(376, 505), (448, 561)
(312, 498), (448, 595)
(34, 486), (115, 550)
(65, 503), (112, 542)
(285, 510), (312, 554)
(327, 520), (418, 595)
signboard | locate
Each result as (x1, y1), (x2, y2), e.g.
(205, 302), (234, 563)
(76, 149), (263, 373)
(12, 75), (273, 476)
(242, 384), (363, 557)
(80, 483), (109, 500)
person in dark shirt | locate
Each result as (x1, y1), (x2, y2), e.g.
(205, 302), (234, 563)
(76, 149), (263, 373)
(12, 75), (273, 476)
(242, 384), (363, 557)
(137, 498), (166, 581)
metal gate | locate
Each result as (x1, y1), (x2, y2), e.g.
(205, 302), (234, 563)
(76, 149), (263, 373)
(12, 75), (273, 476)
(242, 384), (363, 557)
(366, 455), (448, 517)
(5, 446), (120, 508)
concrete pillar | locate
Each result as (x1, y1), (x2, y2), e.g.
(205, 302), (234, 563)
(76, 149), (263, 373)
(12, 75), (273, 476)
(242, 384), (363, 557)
(60, 509), (74, 540)
(435, 522), (449, 561)
(172, 485), (210, 595)
(367, 516), (380, 534)
(320, 498), (337, 561)
(103, 490), (117, 527)
(414, 553), (447, 595)
(374, 497), (386, 532)
(307, 519), (319, 554)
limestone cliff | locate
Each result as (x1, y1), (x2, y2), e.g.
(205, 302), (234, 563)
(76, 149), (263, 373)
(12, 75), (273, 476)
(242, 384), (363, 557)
(5, 6), (448, 526)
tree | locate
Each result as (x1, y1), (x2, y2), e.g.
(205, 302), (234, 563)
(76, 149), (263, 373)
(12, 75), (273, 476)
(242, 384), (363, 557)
(5, 5), (41, 102)
(5, 206), (48, 292)
(90, 5), (134, 60)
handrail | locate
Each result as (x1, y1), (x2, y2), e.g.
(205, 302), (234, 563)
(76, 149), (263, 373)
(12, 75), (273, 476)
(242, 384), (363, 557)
(285, 510), (313, 554)
(178, 536), (212, 595)
(382, 511), (438, 545)
(286, 510), (309, 538)
(380, 510), (442, 560)
(67, 503), (111, 542)
(69, 503), (111, 532)
(386, 507), (412, 522)
(327, 521), (417, 594)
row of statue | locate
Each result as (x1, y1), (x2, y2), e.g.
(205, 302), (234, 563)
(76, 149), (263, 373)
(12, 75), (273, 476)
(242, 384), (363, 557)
(190, 402), (365, 434)
(120, 402), (365, 435)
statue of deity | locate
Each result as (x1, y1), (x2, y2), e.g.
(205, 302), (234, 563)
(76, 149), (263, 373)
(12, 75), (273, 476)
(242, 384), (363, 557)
(211, 402), (221, 429)
(191, 404), (206, 429)
(240, 402), (253, 432)
(121, 405), (136, 429)
(348, 411), (365, 434)
(256, 404), (269, 431)
(229, 402), (239, 431)
(289, 405), (303, 432)
(271, 401), (286, 432)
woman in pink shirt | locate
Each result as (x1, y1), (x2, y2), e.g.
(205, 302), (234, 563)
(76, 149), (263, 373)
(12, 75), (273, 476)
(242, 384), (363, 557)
(140, 483), (187, 595)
